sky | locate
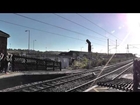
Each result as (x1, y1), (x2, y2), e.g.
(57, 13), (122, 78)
(1, 13), (140, 54)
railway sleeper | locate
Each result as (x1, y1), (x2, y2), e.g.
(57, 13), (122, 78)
(102, 83), (108, 86)
(97, 80), (133, 92)
(102, 82), (109, 86)
(127, 84), (133, 92)
(123, 82), (132, 89)
(106, 83), (112, 87)
(97, 83), (126, 92)
(124, 83), (133, 90)
(118, 83), (127, 89)
(97, 82), (101, 85)
(119, 83), (128, 90)
(116, 82), (125, 89)
(114, 81), (124, 87)
(102, 83), (125, 91)
(99, 82), (105, 86)
(120, 84), (128, 91)
(118, 84), (130, 91)
(97, 80), (113, 85)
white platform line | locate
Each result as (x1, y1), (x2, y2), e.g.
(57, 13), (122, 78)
(84, 85), (98, 92)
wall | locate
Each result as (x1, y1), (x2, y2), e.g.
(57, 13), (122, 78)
(0, 74), (66, 90)
(59, 57), (69, 69)
(44, 56), (70, 69)
(0, 36), (7, 54)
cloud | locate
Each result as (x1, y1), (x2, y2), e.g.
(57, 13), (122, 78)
(111, 30), (115, 33)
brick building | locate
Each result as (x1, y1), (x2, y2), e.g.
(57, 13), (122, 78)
(0, 30), (10, 54)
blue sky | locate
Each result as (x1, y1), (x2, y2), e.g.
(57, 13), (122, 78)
(0, 13), (140, 54)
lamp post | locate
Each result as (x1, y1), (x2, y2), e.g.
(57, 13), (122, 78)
(33, 40), (36, 50)
(91, 45), (93, 52)
(25, 30), (30, 54)
(10, 43), (11, 49)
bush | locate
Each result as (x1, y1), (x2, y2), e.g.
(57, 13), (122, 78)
(72, 57), (89, 69)
(71, 55), (129, 70)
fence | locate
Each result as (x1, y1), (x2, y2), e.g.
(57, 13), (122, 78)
(11, 55), (61, 71)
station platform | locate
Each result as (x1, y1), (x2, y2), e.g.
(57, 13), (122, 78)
(0, 69), (88, 90)
(0, 69), (87, 79)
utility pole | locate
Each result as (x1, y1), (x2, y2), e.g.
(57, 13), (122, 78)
(108, 39), (118, 54)
(81, 47), (83, 51)
(126, 44), (140, 53)
(107, 39), (109, 55)
(33, 40), (36, 50)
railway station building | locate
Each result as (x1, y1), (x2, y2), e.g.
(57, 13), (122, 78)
(0, 30), (10, 54)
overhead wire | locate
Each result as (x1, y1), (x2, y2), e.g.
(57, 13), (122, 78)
(13, 13), (106, 42)
(76, 13), (123, 43)
(54, 13), (109, 39)
(0, 19), (106, 47)
(54, 13), (116, 45)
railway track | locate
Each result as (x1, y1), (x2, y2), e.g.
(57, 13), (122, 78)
(66, 62), (133, 92)
(83, 58), (140, 92)
(0, 60), (133, 92)
(96, 65), (133, 92)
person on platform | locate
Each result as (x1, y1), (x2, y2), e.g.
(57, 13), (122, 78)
(0, 53), (4, 73)
(3, 54), (8, 74)
(7, 53), (13, 72)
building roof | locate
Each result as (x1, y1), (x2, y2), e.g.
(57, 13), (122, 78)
(59, 50), (90, 56)
(0, 30), (10, 38)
